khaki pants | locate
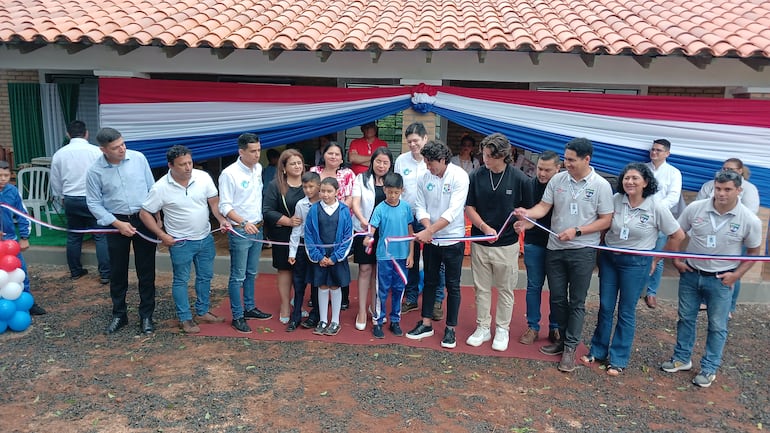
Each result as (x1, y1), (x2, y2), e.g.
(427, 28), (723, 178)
(470, 242), (519, 330)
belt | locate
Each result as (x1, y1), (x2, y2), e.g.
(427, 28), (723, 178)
(687, 262), (737, 277)
(114, 213), (140, 220)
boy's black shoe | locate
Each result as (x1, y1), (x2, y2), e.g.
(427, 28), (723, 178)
(301, 317), (318, 329)
(373, 324), (385, 339)
(389, 322), (403, 336)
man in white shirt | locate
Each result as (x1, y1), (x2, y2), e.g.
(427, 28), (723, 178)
(50, 120), (110, 283)
(644, 139), (682, 308)
(140, 145), (230, 334)
(405, 140), (469, 349)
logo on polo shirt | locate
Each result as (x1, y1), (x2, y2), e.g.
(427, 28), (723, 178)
(640, 214), (650, 224)
(730, 223), (740, 232)
(426, 182), (435, 191)
(241, 180), (249, 188)
(442, 184), (452, 193)
(584, 189), (595, 198)
(403, 168), (412, 176)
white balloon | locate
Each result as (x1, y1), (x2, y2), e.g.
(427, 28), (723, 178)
(0, 282), (22, 301)
(0, 270), (8, 288)
(8, 269), (25, 284)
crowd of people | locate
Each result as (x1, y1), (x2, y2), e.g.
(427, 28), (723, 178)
(5, 119), (764, 390)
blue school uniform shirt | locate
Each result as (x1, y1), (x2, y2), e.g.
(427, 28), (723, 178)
(0, 184), (30, 240)
(368, 199), (412, 261)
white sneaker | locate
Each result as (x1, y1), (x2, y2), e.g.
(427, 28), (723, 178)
(465, 326), (491, 347)
(492, 327), (509, 352)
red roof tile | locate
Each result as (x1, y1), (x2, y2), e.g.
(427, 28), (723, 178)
(0, 0), (768, 58)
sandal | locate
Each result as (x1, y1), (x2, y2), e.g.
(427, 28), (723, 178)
(580, 354), (606, 365)
(606, 366), (624, 377)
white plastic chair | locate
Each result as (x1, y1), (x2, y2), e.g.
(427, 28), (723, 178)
(16, 166), (52, 236)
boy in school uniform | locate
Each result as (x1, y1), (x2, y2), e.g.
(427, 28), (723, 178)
(287, 172), (321, 331)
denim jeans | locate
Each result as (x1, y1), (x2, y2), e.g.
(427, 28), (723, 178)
(545, 247), (596, 349)
(404, 221), (445, 304)
(523, 243), (557, 332)
(63, 196), (110, 278)
(644, 231), (667, 296)
(672, 271), (731, 375)
(421, 242), (464, 327)
(590, 252), (652, 368)
(227, 228), (263, 320)
(169, 234), (215, 322)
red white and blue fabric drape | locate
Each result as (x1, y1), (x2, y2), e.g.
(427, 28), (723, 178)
(99, 78), (770, 206)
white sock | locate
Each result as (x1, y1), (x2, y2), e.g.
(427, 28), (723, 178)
(318, 288), (330, 323)
(330, 287), (342, 324)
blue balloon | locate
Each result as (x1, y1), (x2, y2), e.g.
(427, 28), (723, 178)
(0, 298), (14, 321)
(0, 320), (6, 334)
(14, 291), (33, 312)
(8, 311), (31, 332)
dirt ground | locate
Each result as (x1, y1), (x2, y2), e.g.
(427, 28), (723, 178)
(1, 264), (769, 433)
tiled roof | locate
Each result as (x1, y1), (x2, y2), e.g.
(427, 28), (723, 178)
(1, 0), (769, 58)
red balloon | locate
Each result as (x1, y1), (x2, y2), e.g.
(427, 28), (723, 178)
(0, 240), (21, 257)
(0, 255), (21, 272)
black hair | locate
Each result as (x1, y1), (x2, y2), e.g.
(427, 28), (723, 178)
(363, 146), (394, 186)
(67, 120), (87, 138)
(479, 133), (512, 164)
(383, 172), (403, 189)
(166, 145), (191, 164)
(318, 142), (344, 169)
(320, 176), (339, 190)
(714, 169), (742, 188)
(538, 150), (560, 164)
(237, 133), (260, 150)
(653, 138), (671, 151)
(302, 171), (321, 184)
(421, 140), (452, 162)
(404, 122), (427, 138)
(95, 127), (122, 146)
(565, 137), (593, 158)
(617, 162), (659, 198)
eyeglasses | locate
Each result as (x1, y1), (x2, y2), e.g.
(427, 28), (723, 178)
(715, 170), (741, 180)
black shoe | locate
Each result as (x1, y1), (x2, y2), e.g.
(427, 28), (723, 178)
(141, 317), (155, 334)
(406, 321), (434, 340)
(301, 317), (318, 329)
(341, 302), (350, 311)
(231, 318), (252, 334)
(70, 269), (88, 280)
(540, 340), (565, 356)
(100, 276), (110, 285)
(389, 322), (403, 337)
(441, 327), (457, 349)
(29, 303), (47, 315)
(104, 316), (128, 335)
(286, 321), (298, 332)
(373, 324), (385, 339)
(244, 308), (272, 320)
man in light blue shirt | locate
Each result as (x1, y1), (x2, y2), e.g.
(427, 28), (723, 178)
(86, 127), (157, 336)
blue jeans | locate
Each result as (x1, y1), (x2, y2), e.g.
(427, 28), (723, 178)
(545, 248), (596, 349)
(63, 196), (110, 278)
(645, 232), (667, 296)
(421, 242), (464, 327)
(524, 243), (557, 332)
(227, 228), (263, 320)
(404, 221), (445, 304)
(672, 271), (732, 375)
(376, 259), (406, 324)
(169, 235), (215, 322)
(590, 252), (652, 368)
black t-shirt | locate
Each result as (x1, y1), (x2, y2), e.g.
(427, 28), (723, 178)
(522, 176), (554, 247)
(466, 165), (528, 247)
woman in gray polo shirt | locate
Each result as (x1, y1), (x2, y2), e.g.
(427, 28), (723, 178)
(583, 162), (685, 376)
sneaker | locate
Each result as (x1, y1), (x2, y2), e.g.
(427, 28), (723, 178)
(244, 308), (272, 320)
(231, 318), (252, 334)
(692, 372), (717, 388)
(324, 322), (341, 336)
(441, 327), (457, 349)
(558, 346), (577, 372)
(313, 321), (328, 335)
(540, 340), (564, 356)
(492, 327), (509, 352)
(465, 326), (491, 347)
(432, 301), (444, 321)
(373, 324), (385, 339)
(389, 322), (403, 337)
(661, 359), (693, 373)
(406, 321), (434, 340)
(519, 328), (538, 345)
(401, 301), (419, 313)
(29, 303), (47, 316)
(548, 328), (561, 343)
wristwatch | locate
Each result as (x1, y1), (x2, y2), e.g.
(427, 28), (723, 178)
(574, 227), (582, 237)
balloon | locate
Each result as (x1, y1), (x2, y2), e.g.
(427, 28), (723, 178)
(0, 255), (21, 272)
(14, 291), (33, 312)
(0, 240), (20, 257)
(8, 268), (25, 284)
(0, 299), (14, 321)
(8, 310), (31, 332)
(0, 282), (22, 301)
(0, 320), (6, 334)
(0, 269), (8, 288)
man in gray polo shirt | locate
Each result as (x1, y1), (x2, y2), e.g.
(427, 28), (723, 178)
(661, 170), (762, 388)
(515, 137), (613, 373)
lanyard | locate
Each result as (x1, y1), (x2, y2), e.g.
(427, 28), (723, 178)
(622, 202), (641, 227)
(569, 178), (591, 201)
(709, 213), (731, 234)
